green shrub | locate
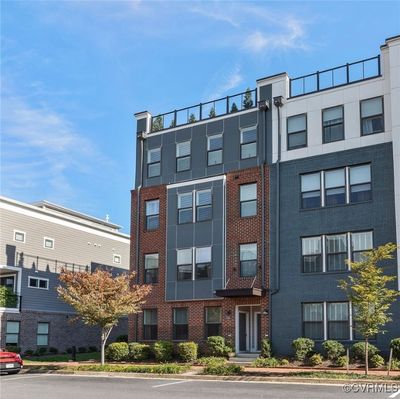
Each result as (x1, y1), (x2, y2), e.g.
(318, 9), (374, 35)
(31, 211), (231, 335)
(252, 357), (280, 368)
(78, 347), (87, 353)
(390, 358), (400, 370)
(203, 363), (243, 376)
(37, 347), (47, 356)
(5, 346), (21, 353)
(74, 363), (189, 374)
(206, 336), (231, 357)
(115, 335), (128, 343)
(177, 342), (198, 362)
(196, 357), (226, 366)
(152, 340), (174, 362)
(335, 355), (349, 368)
(370, 354), (385, 368)
(292, 338), (315, 361)
(260, 339), (271, 358)
(390, 338), (400, 359)
(309, 353), (323, 366)
(280, 358), (290, 366)
(24, 349), (34, 356)
(105, 342), (129, 361)
(128, 343), (150, 362)
(322, 340), (345, 361)
(350, 342), (379, 362)
(0, 286), (18, 308)
(88, 346), (97, 353)
(49, 347), (58, 354)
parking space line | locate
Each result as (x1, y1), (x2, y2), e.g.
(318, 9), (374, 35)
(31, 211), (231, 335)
(152, 380), (189, 388)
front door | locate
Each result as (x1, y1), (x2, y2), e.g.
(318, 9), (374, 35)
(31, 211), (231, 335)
(239, 312), (248, 352)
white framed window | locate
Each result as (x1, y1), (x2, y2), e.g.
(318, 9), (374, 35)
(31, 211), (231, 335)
(177, 248), (193, 281)
(360, 97), (384, 135)
(37, 322), (49, 346)
(239, 243), (257, 277)
(240, 127), (257, 159)
(113, 254), (121, 264)
(147, 147), (161, 177)
(146, 199), (160, 230)
(176, 141), (191, 172)
(196, 189), (212, 222)
(195, 246), (212, 279)
(43, 237), (54, 249)
(207, 134), (223, 166)
(144, 253), (159, 284)
(240, 183), (257, 217)
(177, 192), (193, 224)
(28, 276), (49, 290)
(14, 230), (26, 243)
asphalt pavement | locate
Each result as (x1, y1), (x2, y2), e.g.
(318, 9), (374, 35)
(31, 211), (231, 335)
(1, 374), (399, 399)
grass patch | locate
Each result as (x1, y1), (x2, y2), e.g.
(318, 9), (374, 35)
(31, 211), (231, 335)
(203, 363), (243, 376)
(24, 352), (100, 363)
(287, 371), (400, 380)
(72, 363), (190, 374)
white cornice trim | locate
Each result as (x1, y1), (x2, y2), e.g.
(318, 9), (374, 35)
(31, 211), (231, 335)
(167, 174), (225, 189)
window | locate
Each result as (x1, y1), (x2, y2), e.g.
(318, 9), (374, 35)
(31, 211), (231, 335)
(144, 253), (159, 284)
(14, 230), (25, 243)
(113, 254), (121, 264)
(326, 234), (347, 272)
(173, 308), (188, 340)
(147, 148), (161, 177)
(303, 303), (323, 340)
(146, 200), (159, 230)
(177, 249), (192, 280)
(287, 114), (307, 150)
(176, 141), (191, 172)
(349, 164), (371, 203)
(361, 97), (384, 135)
(0, 275), (15, 291)
(240, 183), (257, 217)
(325, 168), (345, 206)
(301, 173), (321, 209)
(37, 322), (49, 346)
(143, 309), (157, 340)
(178, 192), (193, 224)
(327, 303), (349, 340)
(302, 236), (322, 273)
(323, 106), (344, 143)
(240, 127), (257, 159)
(240, 243), (257, 277)
(196, 189), (212, 222)
(205, 307), (222, 337)
(43, 237), (54, 249)
(351, 231), (373, 262)
(6, 321), (20, 346)
(195, 247), (211, 279)
(207, 134), (223, 166)
(28, 276), (49, 290)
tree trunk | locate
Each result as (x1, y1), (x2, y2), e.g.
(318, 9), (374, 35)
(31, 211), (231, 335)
(101, 326), (113, 366)
(365, 338), (369, 376)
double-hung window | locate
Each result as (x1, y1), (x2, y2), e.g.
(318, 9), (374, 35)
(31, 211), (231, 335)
(145, 200), (159, 230)
(325, 168), (346, 206)
(326, 234), (347, 272)
(302, 236), (322, 273)
(301, 173), (321, 209)
(143, 309), (158, 340)
(176, 141), (191, 172)
(195, 247), (211, 279)
(37, 322), (49, 346)
(147, 148), (161, 178)
(178, 192), (193, 224)
(239, 243), (257, 277)
(240, 183), (257, 217)
(287, 114), (307, 150)
(349, 164), (371, 203)
(28, 276), (49, 289)
(196, 190), (212, 222)
(322, 106), (344, 143)
(207, 134), (223, 166)
(351, 231), (373, 262)
(302, 303), (323, 340)
(205, 307), (222, 338)
(177, 249), (192, 281)
(173, 308), (188, 340)
(144, 253), (159, 284)
(361, 97), (384, 135)
(327, 302), (349, 340)
(6, 321), (20, 346)
(240, 127), (257, 159)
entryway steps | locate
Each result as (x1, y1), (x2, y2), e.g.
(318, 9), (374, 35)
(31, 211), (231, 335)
(229, 352), (259, 364)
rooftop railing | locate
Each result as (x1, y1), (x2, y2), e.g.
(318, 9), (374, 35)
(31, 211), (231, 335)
(150, 88), (257, 133)
(289, 55), (381, 98)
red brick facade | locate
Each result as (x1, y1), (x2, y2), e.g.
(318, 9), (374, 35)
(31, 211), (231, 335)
(129, 166), (270, 350)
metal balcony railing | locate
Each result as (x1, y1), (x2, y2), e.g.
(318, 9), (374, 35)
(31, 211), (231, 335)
(289, 55), (381, 98)
(150, 88), (257, 133)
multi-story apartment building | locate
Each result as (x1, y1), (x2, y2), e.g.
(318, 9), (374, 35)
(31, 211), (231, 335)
(129, 35), (400, 355)
(0, 196), (130, 352)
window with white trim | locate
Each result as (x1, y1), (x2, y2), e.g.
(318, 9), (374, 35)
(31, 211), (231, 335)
(177, 248), (192, 281)
(349, 164), (371, 203)
(324, 168), (346, 206)
(361, 97), (384, 135)
(302, 236), (322, 273)
(113, 254), (121, 264)
(43, 237), (54, 249)
(28, 276), (49, 290)
(37, 322), (49, 346)
(326, 234), (347, 272)
(195, 247), (211, 279)
(240, 127), (257, 159)
(287, 114), (307, 150)
(146, 199), (159, 230)
(302, 303), (323, 340)
(207, 134), (223, 166)
(301, 173), (321, 209)
(351, 231), (373, 262)
(240, 183), (257, 217)
(147, 148), (161, 177)
(178, 192), (193, 224)
(240, 243), (257, 277)
(196, 189), (212, 222)
(176, 141), (191, 172)
(14, 230), (25, 243)
(328, 302), (349, 340)
(144, 253), (159, 284)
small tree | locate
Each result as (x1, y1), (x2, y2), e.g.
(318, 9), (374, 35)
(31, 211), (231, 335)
(152, 115), (163, 132)
(339, 243), (399, 375)
(209, 107), (216, 118)
(188, 113), (197, 123)
(230, 102), (239, 113)
(58, 269), (151, 365)
(242, 88), (253, 109)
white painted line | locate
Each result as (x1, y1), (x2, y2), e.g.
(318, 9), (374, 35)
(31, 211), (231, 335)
(389, 390), (400, 398)
(152, 380), (188, 388)
(1, 375), (45, 382)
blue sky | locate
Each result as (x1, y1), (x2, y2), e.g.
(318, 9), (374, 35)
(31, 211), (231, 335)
(1, 1), (399, 233)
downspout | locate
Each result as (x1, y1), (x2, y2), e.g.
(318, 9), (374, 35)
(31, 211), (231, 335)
(261, 107), (267, 291)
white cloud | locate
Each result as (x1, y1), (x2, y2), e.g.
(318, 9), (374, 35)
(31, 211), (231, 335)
(205, 65), (243, 101)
